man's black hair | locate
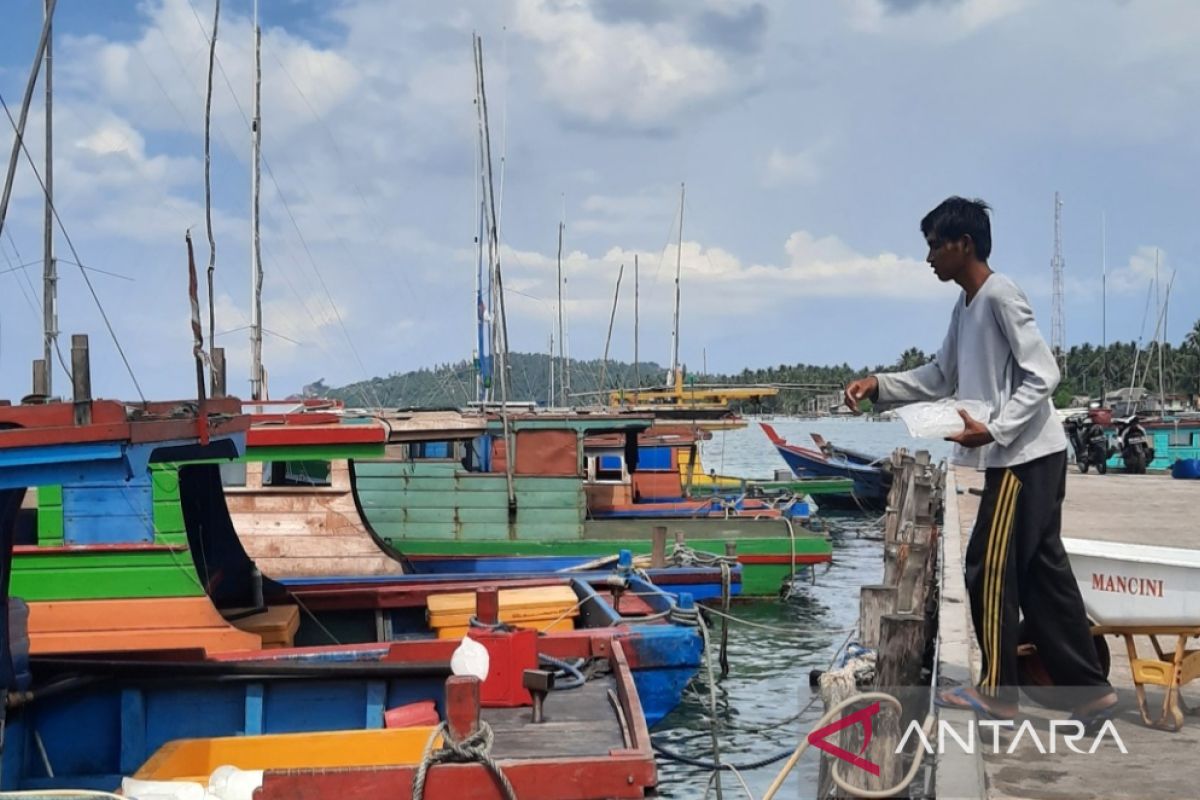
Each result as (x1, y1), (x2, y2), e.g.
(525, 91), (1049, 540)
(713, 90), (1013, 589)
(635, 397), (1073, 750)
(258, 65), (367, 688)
(921, 196), (992, 261)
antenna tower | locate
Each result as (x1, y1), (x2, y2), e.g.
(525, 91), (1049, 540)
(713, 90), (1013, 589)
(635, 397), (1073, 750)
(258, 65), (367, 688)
(1051, 192), (1066, 373)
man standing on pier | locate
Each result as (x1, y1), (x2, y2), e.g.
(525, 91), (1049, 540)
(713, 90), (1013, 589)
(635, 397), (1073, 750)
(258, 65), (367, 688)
(843, 197), (1117, 726)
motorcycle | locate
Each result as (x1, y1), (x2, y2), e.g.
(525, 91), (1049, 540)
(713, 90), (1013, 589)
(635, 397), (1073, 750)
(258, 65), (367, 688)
(1114, 415), (1155, 474)
(1064, 413), (1112, 474)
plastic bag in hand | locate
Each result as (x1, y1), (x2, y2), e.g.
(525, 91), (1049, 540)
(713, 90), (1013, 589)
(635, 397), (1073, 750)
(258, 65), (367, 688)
(894, 399), (992, 439)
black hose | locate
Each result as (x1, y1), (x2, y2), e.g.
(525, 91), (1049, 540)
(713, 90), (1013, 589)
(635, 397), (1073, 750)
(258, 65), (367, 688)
(651, 739), (795, 771)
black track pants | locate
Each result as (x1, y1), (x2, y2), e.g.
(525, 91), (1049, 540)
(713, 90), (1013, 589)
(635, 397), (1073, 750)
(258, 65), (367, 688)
(964, 449), (1112, 707)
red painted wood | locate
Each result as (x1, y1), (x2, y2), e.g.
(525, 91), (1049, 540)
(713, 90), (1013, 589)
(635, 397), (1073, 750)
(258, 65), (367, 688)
(0, 397), (247, 449)
(475, 586), (500, 626)
(737, 553), (829, 565)
(258, 757), (657, 800)
(445, 676), (482, 741)
(254, 641), (656, 799)
(513, 430), (579, 476)
(13, 543), (189, 555)
(247, 420), (386, 447)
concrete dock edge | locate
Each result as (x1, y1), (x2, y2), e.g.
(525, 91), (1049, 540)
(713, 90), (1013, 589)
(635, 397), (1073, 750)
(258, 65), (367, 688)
(933, 466), (987, 800)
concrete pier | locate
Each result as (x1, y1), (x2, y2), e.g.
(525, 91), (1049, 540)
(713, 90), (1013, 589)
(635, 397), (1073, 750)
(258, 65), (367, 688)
(936, 467), (1200, 799)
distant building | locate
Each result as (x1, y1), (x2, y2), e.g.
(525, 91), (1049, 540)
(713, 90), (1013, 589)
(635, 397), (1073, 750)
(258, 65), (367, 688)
(1103, 387), (1192, 416)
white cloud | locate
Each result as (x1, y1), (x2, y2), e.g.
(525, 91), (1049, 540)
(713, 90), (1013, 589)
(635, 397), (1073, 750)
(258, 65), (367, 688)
(847, 0), (1032, 38)
(762, 144), (823, 187)
(512, 0), (758, 130)
(1110, 246), (1169, 294)
(491, 229), (943, 331)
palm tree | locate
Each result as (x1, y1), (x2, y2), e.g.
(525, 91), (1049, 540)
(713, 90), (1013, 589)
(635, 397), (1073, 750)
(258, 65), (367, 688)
(1185, 319), (1200, 401)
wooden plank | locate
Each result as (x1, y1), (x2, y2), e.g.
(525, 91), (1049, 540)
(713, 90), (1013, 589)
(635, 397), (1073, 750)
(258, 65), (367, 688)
(242, 535), (395, 558)
(11, 559), (206, 602)
(366, 492), (511, 510)
(256, 556), (406, 578)
(30, 597), (239, 632)
(30, 626), (261, 655)
(858, 585), (897, 649)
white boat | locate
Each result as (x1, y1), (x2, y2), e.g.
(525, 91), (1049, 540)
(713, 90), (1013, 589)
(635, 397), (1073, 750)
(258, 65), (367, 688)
(1064, 537), (1200, 627)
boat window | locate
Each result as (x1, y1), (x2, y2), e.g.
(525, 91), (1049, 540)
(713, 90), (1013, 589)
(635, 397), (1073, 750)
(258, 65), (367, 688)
(219, 462), (247, 487)
(1167, 429), (1196, 447)
(411, 441), (456, 460)
(593, 453), (625, 482)
(262, 460), (332, 487)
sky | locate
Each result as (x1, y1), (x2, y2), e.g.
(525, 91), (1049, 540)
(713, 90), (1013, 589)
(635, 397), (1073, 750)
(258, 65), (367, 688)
(1, 0), (1197, 402)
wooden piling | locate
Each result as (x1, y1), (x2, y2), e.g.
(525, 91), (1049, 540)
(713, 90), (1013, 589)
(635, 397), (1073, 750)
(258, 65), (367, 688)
(651, 526), (667, 568)
(32, 359), (47, 398)
(858, 585), (897, 649)
(212, 347), (227, 397)
(817, 448), (945, 798)
(71, 334), (91, 425)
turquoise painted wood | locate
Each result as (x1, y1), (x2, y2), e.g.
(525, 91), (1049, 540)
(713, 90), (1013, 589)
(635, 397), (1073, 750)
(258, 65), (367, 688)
(1106, 421), (1200, 471)
(354, 460), (586, 541)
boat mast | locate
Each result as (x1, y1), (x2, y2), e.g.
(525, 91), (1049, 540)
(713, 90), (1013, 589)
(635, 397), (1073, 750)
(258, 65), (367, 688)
(475, 192), (490, 403)
(1101, 212), (1106, 404)
(473, 33), (514, 506)
(42, 0), (57, 398)
(599, 263), (624, 398)
(634, 253), (639, 398)
(0, 1), (56, 242)
(669, 182), (684, 386)
(249, 0), (264, 401)
(203, 0), (221, 395)
(556, 218), (565, 406)
(1156, 248), (1164, 414)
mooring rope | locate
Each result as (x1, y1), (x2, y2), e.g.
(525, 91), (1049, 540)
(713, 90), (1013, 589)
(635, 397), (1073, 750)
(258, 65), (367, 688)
(412, 720), (516, 800)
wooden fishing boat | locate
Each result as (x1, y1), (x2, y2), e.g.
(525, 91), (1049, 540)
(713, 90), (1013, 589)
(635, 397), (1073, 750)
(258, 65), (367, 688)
(677, 446), (855, 500)
(0, 397), (659, 797)
(354, 411), (833, 596)
(583, 426), (814, 521)
(23, 447), (706, 726)
(606, 368), (778, 429)
(760, 423), (891, 507)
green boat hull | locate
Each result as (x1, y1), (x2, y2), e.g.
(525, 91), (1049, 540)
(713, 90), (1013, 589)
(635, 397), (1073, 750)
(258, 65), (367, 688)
(685, 477), (854, 498)
(392, 530), (831, 597)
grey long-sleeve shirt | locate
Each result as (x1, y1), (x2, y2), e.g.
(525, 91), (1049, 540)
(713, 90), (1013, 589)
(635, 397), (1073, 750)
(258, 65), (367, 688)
(874, 272), (1067, 468)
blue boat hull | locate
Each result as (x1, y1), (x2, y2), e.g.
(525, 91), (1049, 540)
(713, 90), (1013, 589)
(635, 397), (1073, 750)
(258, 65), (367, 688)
(773, 445), (889, 505)
(2, 656), (445, 791)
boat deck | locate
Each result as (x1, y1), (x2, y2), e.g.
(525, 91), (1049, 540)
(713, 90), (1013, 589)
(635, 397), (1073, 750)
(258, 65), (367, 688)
(484, 675), (626, 759)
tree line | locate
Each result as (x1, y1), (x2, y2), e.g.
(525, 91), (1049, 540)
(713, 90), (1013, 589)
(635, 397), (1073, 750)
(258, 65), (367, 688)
(312, 318), (1200, 411)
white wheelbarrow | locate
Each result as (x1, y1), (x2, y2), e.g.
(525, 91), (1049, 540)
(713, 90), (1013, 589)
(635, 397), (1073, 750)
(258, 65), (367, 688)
(1062, 538), (1200, 731)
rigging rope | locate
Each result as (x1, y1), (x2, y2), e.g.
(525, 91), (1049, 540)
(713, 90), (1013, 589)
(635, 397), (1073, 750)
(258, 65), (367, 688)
(0, 93), (144, 401)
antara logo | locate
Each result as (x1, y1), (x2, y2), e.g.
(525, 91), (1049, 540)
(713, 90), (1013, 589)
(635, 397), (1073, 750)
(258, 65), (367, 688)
(807, 698), (1128, 774)
(1091, 572), (1164, 598)
(899, 719), (1128, 756)
(806, 702), (882, 776)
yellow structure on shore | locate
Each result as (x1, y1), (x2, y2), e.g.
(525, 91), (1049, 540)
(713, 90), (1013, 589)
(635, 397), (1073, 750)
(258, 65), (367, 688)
(609, 369), (779, 427)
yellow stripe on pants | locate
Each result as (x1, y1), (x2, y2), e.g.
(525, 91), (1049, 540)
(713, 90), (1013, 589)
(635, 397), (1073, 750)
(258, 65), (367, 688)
(981, 472), (1018, 694)
(987, 474), (1022, 692)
